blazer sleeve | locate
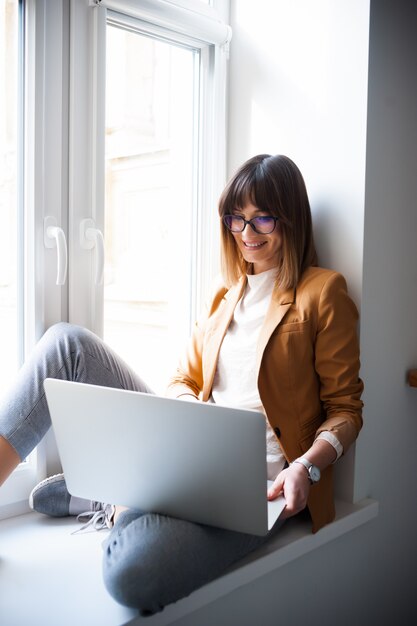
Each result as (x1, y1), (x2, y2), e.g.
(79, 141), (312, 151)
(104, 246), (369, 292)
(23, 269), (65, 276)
(313, 272), (364, 452)
(165, 317), (205, 399)
(165, 279), (227, 399)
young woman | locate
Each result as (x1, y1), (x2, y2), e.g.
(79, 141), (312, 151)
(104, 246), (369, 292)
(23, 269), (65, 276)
(0, 154), (363, 614)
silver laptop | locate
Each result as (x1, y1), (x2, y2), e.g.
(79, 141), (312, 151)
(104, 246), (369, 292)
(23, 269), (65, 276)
(44, 379), (285, 536)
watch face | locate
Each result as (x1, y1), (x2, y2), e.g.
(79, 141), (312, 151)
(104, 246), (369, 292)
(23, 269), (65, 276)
(310, 466), (321, 482)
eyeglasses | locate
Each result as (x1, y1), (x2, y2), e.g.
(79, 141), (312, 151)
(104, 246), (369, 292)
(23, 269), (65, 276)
(223, 214), (279, 235)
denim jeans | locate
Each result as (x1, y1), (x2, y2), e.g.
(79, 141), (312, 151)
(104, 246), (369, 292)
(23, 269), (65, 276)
(0, 323), (153, 460)
(0, 322), (283, 612)
(103, 509), (282, 614)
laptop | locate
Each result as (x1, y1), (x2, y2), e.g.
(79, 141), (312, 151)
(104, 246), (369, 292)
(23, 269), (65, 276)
(44, 379), (286, 536)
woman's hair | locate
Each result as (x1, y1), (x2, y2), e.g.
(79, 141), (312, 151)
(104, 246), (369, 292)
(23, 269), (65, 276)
(218, 154), (317, 289)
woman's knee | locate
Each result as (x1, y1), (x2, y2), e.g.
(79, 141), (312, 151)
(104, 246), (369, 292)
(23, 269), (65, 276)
(102, 549), (151, 611)
(102, 512), (191, 612)
(39, 322), (98, 356)
(40, 322), (75, 348)
(103, 520), (158, 612)
(42, 322), (89, 343)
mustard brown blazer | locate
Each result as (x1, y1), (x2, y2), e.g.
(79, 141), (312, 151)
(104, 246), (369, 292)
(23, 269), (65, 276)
(167, 266), (364, 533)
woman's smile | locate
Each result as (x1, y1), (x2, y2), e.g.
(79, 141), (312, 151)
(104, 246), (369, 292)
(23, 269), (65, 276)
(242, 240), (267, 249)
(232, 203), (282, 274)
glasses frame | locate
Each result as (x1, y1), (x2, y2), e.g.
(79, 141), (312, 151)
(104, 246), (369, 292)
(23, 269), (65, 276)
(223, 214), (279, 235)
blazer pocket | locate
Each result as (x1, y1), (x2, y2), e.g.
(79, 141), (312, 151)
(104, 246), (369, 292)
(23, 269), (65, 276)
(273, 319), (309, 335)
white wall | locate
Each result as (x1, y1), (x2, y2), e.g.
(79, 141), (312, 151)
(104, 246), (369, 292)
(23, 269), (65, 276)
(174, 1), (417, 624)
(227, 0), (369, 306)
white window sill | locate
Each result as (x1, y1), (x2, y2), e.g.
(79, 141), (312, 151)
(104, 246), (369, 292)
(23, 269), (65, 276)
(0, 499), (377, 626)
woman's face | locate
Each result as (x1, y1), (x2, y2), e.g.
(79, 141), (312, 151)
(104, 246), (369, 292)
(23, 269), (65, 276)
(230, 203), (282, 274)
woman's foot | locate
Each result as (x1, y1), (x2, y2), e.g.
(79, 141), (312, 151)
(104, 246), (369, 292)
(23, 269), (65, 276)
(29, 473), (75, 516)
(29, 473), (114, 530)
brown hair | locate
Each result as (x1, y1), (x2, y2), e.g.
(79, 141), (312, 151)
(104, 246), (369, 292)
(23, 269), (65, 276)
(218, 154), (317, 289)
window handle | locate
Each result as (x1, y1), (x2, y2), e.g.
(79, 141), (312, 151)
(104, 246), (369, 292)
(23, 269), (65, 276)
(80, 218), (105, 286)
(44, 217), (68, 286)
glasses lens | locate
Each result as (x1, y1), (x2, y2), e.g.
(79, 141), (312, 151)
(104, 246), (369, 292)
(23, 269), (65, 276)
(223, 215), (244, 232)
(251, 216), (276, 234)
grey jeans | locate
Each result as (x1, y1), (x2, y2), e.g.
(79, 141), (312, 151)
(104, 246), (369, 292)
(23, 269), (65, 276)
(0, 322), (283, 613)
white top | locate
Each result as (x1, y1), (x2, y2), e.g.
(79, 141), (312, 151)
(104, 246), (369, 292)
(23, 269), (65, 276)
(211, 268), (342, 481)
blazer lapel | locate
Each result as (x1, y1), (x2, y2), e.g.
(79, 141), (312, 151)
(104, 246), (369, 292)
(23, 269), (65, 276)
(202, 277), (246, 400)
(256, 286), (295, 373)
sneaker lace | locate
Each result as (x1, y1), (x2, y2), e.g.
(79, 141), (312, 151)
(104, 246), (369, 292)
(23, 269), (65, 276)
(72, 502), (115, 534)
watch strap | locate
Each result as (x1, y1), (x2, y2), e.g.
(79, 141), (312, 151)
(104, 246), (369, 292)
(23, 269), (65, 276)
(292, 457), (320, 483)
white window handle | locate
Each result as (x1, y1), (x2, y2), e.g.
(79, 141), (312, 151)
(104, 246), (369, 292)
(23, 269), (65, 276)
(44, 216), (68, 286)
(80, 218), (105, 286)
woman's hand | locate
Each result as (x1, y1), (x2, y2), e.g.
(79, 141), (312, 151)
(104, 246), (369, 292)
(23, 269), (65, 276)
(267, 463), (311, 519)
(267, 440), (337, 519)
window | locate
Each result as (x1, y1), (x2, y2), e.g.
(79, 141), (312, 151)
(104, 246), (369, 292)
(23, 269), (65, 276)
(0, 0), (231, 518)
(69, 0), (231, 393)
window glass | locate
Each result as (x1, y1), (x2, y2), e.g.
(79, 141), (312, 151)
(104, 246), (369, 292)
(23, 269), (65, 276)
(104, 25), (198, 393)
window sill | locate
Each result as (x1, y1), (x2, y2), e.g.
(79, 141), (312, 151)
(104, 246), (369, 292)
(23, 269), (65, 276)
(0, 499), (377, 626)
(0, 512), (137, 626)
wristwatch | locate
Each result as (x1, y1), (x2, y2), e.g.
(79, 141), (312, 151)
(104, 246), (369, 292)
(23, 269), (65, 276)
(292, 457), (321, 484)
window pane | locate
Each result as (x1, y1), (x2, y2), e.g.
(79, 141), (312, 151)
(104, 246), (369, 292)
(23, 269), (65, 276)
(0, 0), (21, 394)
(104, 25), (198, 393)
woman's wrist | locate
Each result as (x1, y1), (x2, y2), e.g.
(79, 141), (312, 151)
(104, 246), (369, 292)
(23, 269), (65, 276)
(289, 461), (312, 483)
(301, 438), (337, 472)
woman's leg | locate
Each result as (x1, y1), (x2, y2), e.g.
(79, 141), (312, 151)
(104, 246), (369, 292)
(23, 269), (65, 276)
(102, 510), (284, 614)
(0, 322), (153, 481)
(0, 436), (21, 486)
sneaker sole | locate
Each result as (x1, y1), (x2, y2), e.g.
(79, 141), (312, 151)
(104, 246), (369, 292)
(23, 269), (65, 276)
(28, 472), (65, 510)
